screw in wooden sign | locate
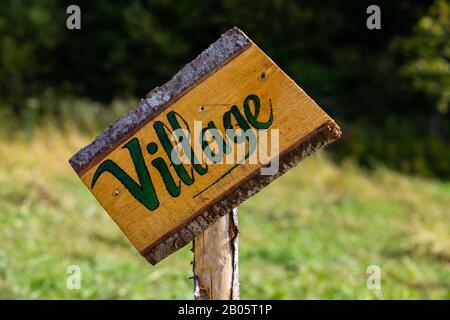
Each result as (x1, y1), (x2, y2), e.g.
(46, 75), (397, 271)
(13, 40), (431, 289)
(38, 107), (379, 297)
(69, 27), (341, 299)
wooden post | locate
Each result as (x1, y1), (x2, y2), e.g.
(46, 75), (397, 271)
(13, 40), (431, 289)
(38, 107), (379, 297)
(193, 208), (239, 300)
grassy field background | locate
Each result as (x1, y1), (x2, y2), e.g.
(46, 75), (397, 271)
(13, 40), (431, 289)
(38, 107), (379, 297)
(0, 108), (449, 299)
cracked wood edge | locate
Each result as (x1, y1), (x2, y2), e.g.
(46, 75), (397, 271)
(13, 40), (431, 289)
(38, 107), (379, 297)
(193, 208), (239, 300)
(142, 121), (341, 264)
(69, 26), (251, 176)
(68, 25), (342, 266)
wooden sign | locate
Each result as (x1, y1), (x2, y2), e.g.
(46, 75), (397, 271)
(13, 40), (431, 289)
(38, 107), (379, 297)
(69, 27), (341, 265)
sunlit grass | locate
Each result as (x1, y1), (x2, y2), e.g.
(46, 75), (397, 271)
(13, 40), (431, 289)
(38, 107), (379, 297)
(0, 108), (449, 299)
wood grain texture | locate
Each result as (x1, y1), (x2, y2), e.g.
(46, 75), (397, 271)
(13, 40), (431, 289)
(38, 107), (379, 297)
(69, 27), (341, 265)
(69, 27), (251, 175)
(193, 208), (239, 300)
(143, 122), (340, 264)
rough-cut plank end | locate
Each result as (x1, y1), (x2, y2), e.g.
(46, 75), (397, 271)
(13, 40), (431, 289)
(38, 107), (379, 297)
(142, 121), (341, 264)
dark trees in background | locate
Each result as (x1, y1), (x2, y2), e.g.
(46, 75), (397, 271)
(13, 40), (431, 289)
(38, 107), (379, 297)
(0, 0), (448, 177)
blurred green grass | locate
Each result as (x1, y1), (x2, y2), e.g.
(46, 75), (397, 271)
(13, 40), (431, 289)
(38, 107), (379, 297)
(0, 108), (449, 299)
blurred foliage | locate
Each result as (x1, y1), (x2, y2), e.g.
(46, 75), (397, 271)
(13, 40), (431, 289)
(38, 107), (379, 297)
(332, 118), (450, 179)
(0, 0), (449, 178)
(0, 0), (61, 112)
(397, 0), (450, 114)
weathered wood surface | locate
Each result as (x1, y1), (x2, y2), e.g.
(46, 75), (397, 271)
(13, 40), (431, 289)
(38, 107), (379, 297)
(69, 27), (251, 174)
(193, 208), (239, 300)
(143, 122), (339, 265)
(69, 27), (341, 265)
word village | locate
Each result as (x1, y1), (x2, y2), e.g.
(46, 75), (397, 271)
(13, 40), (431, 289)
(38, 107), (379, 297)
(91, 94), (278, 212)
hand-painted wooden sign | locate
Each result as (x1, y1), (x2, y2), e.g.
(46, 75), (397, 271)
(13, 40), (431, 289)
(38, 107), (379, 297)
(69, 27), (341, 264)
